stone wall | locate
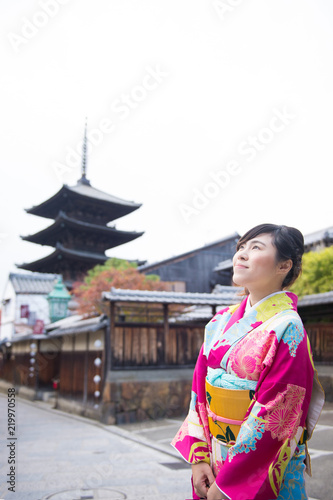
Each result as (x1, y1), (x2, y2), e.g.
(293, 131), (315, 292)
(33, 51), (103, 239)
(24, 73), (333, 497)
(101, 368), (193, 425)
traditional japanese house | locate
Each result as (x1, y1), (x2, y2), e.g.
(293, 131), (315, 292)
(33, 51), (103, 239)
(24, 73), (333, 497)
(0, 272), (59, 340)
(139, 233), (240, 293)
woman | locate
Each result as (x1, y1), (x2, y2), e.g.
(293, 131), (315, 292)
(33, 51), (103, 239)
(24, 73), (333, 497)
(171, 224), (325, 500)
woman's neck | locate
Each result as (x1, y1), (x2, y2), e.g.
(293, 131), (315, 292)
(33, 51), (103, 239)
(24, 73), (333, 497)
(248, 287), (283, 307)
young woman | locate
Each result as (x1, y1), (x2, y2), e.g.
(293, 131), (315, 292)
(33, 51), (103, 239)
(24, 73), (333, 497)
(171, 224), (325, 500)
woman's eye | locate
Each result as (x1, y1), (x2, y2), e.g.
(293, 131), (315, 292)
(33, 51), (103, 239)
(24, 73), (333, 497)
(252, 245), (260, 250)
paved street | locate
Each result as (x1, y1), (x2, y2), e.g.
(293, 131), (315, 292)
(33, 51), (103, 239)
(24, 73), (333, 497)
(0, 393), (332, 500)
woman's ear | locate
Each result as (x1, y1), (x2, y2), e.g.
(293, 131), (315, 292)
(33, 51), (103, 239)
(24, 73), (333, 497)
(278, 259), (293, 276)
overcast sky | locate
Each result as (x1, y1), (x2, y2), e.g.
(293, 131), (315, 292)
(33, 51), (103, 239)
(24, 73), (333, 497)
(1, 0), (333, 295)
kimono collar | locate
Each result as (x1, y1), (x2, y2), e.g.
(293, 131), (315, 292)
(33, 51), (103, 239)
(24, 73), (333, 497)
(223, 291), (298, 335)
(246, 291), (298, 325)
(205, 291), (299, 367)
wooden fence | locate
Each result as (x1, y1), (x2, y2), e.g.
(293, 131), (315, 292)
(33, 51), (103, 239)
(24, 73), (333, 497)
(109, 320), (333, 368)
(111, 321), (205, 368)
(306, 323), (333, 363)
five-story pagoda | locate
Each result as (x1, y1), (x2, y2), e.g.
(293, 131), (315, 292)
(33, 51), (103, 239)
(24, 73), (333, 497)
(18, 124), (144, 285)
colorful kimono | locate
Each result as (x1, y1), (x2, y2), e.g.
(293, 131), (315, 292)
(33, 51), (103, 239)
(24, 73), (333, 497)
(171, 291), (325, 500)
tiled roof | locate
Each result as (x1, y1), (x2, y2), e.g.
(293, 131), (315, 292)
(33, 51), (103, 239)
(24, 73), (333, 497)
(102, 286), (240, 305)
(69, 182), (141, 208)
(298, 291), (333, 307)
(22, 210), (143, 246)
(45, 314), (83, 331)
(9, 272), (60, 294)
(47, 315), (108, 337)
(17, 243), (108, 272)
(25, 183), (142, 223)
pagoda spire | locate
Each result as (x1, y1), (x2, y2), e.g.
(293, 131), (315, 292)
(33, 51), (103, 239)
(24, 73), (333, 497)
(79, 117), (91, 186)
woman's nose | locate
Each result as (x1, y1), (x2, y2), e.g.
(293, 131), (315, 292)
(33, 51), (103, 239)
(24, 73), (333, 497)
(238, 249), (248, 260)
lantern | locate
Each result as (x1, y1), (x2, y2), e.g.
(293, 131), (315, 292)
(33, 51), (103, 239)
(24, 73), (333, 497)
(47, 278), (71, 323)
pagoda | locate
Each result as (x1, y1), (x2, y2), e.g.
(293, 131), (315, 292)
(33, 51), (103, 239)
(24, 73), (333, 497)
(18, 123), (144, 284)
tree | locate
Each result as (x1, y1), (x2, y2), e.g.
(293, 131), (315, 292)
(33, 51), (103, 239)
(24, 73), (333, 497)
(72, 258), (167, 317)
(291, 246), (333, 298)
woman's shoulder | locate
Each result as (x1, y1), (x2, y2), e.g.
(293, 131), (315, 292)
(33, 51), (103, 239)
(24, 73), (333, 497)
(276, 307), (303, 326)
(272, 308), (305, 344)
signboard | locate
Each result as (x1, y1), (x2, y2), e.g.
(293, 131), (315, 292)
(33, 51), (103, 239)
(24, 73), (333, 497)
(20, 304), (29, 318)
(33, 319), (44, 335)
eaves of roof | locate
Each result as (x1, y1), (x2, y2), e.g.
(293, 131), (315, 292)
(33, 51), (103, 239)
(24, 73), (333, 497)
(21, 210), (143, 246)
(26, 183), (141, 221)
(298, 291), (333, 307)
(17, 243), (107, 271)
(102, 286), (240, 306)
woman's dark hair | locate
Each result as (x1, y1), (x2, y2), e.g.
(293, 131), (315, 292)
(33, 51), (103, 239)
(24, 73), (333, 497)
(236, 223), (304, 289)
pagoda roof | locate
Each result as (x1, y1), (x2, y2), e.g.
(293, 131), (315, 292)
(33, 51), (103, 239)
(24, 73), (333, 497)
(21, 211), (144, 249)
(26, 179), (142, 222)
(17, 243), (108, 273)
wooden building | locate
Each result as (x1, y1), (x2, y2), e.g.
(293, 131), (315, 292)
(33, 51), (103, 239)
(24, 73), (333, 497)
(0, 272), (59, 341)
(139, 233), (240, 293)
(298, 291), (333, 364)
(18, 124), (143, 285)
(0, 315), (108, 406)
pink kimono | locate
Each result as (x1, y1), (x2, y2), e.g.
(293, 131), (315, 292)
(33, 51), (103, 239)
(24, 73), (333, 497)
(171, 291), (324, 500)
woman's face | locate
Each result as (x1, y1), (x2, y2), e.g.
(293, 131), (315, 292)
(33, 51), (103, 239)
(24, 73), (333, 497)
(232, 233), (285, 290)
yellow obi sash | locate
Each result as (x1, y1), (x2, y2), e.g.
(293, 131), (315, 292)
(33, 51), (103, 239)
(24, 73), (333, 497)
(206, 379), (251, 446)
(206, 379), (307, 448)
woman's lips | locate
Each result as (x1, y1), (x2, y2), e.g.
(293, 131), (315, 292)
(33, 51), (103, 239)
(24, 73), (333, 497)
(234, 264), (248, 269)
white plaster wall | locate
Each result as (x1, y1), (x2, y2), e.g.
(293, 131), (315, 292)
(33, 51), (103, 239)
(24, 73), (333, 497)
(15, 294), (51, 325)
(0, 280), (16, 340)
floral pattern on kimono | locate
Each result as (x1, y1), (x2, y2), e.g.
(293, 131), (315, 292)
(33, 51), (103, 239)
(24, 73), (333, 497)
(171, 291), (325, 500)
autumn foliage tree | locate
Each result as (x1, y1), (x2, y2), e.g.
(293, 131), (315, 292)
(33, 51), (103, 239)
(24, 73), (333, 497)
(72, 258), (167, 317)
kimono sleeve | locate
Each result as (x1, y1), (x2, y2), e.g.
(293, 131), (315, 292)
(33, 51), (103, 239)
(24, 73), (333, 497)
(171, 344), (212, 464)
(215, 320), (315, 500)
